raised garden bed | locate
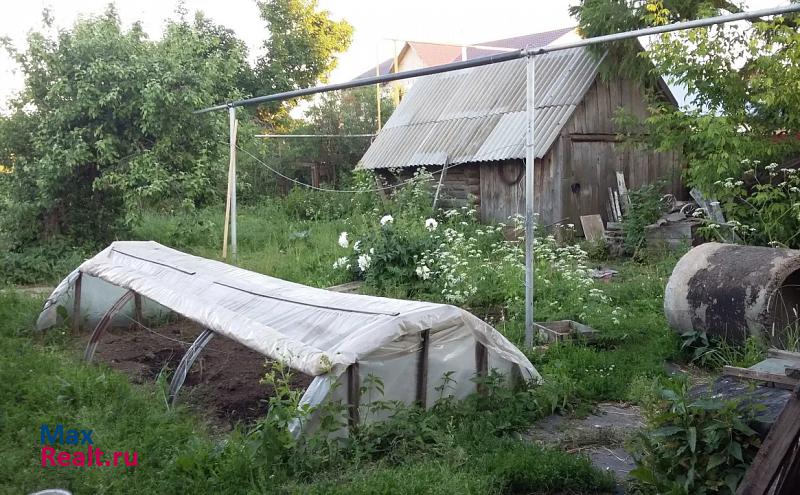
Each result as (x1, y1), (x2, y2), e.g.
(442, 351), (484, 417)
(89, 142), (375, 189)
(534, 320), (598, 343)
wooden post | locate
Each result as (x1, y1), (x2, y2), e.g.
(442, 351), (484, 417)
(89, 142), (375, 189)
(432, 159), (449, 211)
(230, 114), (238, 264)
(475, 341), (489, 395)
(347, 363), (360, 430)
(416, 329), (430, 407)
(71, 272), (82, 334)
(133, 293), (143, 328)
(311, 162), (321, 188)
(222, 108), (238, 262)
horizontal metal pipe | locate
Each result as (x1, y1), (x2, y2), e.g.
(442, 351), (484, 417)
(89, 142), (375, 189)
(195, 4), (800, 114)
(254, 133), (376, 138)
(530, 4), (800, 55)
(195, 50), (523, 113)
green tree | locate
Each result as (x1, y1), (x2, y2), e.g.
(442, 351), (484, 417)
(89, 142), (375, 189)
(0, 9), (245, 246)
(300, 86), (394, 169)
(571, 0), (800, 247)
(252, 0), (353, 129)
(235, 87), (393, 201)
(0, 1), (353, 248)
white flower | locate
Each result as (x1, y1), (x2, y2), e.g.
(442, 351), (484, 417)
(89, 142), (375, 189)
(380, 214), (394, 226)
(353, 241), (362, 252)
(357, 254), (372, 272)
(415, 265), (431, 280)
(332, 257), (349, 270)
(425, 218), (438, 231)
(338, 232), (349, 248)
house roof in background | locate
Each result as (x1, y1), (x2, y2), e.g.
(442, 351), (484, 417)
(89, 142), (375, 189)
(352, 27), (576, 81)
(358, 47), (604, 170)
(356, 57), (395, 80)
(464, 27), (576, 59)
(405, 41), (464, 67)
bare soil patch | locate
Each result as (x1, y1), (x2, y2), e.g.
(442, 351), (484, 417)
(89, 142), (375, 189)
(81, 318), (312, 425)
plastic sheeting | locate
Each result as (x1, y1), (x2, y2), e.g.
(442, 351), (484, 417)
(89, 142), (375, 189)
(38, 241), (540, 429)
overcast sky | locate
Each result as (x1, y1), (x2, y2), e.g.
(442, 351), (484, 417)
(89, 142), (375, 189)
(0, 0), (786, 111)
(0, 0), (577, 110)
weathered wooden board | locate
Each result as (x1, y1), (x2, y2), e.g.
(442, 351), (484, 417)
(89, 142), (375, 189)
(579, 214), (605, 242)
(737, 385), (800, 495)
(723, 366), (798, 389)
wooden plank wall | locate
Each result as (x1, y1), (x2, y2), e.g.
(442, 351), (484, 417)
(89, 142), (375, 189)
(479, 157), (560, 225)
(379, 164), (481, 209)
(373, 75), (684, 230)
(558, 77), (685, 228)
(439, 164), (481, 207)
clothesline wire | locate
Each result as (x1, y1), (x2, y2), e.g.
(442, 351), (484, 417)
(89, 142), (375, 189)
(232, 140), (526, 194)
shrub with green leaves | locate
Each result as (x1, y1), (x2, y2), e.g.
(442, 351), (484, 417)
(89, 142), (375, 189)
(622, 183), (668, 254)
(697, 161), (800, 249)
(631, 388), (762, 495)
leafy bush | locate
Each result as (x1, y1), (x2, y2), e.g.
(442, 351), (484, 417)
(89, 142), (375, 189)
(622, 183), (668, 255)
(283, 173), (377, 221)
(331, 174), (612, 324)
(0, 240), (88, 285)
(700, 162), (800, 248)
(631, 388), (762, 495)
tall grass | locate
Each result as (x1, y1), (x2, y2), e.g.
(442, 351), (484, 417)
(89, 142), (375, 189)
(0, 290), (615, 494)
(133, 200), (360, 287)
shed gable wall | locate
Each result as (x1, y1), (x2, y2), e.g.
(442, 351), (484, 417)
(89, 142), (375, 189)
(558, 76), (684, 227)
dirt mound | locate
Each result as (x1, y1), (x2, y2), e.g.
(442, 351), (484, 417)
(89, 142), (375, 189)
(85, 318), (312, 425)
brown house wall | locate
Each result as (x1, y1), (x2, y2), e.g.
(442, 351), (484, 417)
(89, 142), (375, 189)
(375, 76), (685, 231)
(560, 77), (685, 228)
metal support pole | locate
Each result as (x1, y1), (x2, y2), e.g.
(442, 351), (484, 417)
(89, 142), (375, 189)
(229, 106), (238, 264)
(167, 328), (215, 407)
(84, 289), (135, 362)
(376, 45), (382, 132)
(524, 52), (536, 348)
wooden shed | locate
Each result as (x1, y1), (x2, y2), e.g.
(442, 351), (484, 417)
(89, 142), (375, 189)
(358, 47), (684, 231)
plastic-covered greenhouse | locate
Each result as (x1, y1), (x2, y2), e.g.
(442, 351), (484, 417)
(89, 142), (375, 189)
(38, 241), (539, 433)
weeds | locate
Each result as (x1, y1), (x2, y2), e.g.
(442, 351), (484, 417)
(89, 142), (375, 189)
(681, 331), (766, 370)
(630, 387), (762, 495)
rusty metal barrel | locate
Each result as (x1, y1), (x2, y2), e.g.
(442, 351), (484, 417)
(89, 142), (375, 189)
(664, 242), (800, 345)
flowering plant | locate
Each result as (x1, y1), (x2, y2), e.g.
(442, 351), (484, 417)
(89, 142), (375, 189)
(704, 160), (800, 248)
(332, 205), (613, 327)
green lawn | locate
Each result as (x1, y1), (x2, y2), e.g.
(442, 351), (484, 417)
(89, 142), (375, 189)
(0, 201), (689, 494)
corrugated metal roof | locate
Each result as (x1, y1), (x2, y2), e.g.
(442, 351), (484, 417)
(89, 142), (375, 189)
(359, 47), (605, 169)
